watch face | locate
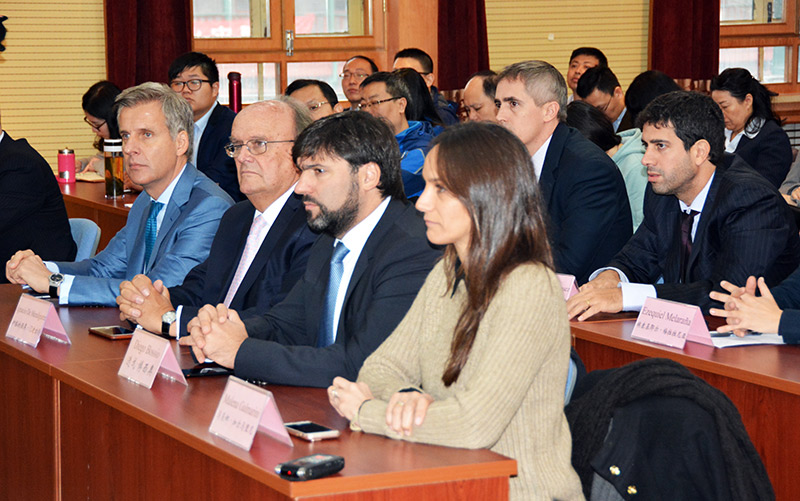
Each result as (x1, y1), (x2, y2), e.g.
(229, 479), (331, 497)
(162, 311), (177, 324)
(50, 273), (64, 283)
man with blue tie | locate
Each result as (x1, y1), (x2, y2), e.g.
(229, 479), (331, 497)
(567, 90), (800, 320)
(115, 98), (317, 338)
(6, 82), (232, 306)
(181, 111), (441, 387)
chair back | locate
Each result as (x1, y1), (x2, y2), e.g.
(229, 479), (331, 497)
(69, 218), (101, 260)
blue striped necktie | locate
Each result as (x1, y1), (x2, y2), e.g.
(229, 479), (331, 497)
(143, 201), (164, 272)
(317, 242), (349, 347)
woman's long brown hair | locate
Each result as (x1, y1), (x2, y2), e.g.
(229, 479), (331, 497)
(432, 122), (553, 387)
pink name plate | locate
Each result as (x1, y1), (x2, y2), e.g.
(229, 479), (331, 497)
(4, 294), (70, 347)
(118, 329), (187, 389)
(556, 274), (579, 300)
(209, 376), (294, 451)
(631, 297), (714, 349)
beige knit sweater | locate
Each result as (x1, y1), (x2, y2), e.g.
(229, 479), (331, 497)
(355, 261), (584, 500)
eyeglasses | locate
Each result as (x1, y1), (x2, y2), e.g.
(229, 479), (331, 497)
(83, 116), (107, 130)
(307, 101), (330, 112)
(224, 139), (294, 157)
(339, 71), (370, 81)
(169, 79), (212, 92)
(357, 96), (401, 110)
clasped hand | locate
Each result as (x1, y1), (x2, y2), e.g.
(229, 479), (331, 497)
(116, 275), (174, 335)
(709, 276), (783, 335)
(179, 303), (248, 368)
(6, 249), (51, 292)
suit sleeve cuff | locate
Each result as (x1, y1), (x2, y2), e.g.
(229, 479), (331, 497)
(620, 282), (657, 311)
(779, 310), (800, 344)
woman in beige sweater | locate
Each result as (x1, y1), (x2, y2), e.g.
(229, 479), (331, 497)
(329, 122), (583, 500)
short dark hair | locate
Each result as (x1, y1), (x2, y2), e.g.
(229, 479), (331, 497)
(82, 80), (122, 147)
(624, 70), (681, 125)
(636, 90), (725, 166)
(394, 48), (433, 73)
(566, 101), (621, 152)
(285, 79), (339, 106)
(345, 55), (379, 73)
(168, 51), (220, 83)
(711, 67), (782, 131)
(292, 111), (406, 201)
(569, 47), (608, 68)
(361, 71), (411, 102)
(576, 66), (620, 99)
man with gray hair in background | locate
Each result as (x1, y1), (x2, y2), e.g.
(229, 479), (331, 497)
(6, 82), (233, 306)
(495, 60), (632, 283)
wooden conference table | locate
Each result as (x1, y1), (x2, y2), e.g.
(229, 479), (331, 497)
(59, 182), (135, 251)
(571, 315), (800, 500)
(0, 286), (516, 500)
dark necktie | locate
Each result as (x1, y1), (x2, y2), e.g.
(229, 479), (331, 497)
(317, 242), (350, 348)
(679, 209), (699, 283)
(143, 201), (164, 272)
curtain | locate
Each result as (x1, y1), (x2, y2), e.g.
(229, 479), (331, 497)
(105, 0), (193, 88)
(649, 0), (720, 91)
(437, 0), (490, 91)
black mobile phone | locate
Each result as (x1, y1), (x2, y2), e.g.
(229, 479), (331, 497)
(181, 362), (234, 378)
(284, 421), (340, 441)
(88, 325), (135, 340)
(275, 454), (344, 481)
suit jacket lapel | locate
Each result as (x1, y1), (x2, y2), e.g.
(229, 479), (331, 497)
(147, 165), (196, 271)
(218, 202), (256, 304)
(538, 122), (568, 207)
(686, 164), (723, 278)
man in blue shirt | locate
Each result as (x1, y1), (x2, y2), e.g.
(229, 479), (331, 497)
(359, 71), (433, 198)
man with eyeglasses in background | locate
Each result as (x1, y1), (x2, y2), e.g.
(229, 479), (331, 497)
(168, 51), (242, 201)
(576, 65), (633, 133)
(358, 71), (433, 198)
(117, 98), (317, 339)
(339, 55), (379, 110)
(285, 79), (344, 121)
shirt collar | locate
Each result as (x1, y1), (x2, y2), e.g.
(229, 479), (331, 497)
(530, 133), (553, 180)
(337, 196), (391, 257)
(678, 171), (715, 214)
(151, 164), (187, 205)
(194, 101), (217, 131)
(0, 131), (5, 143)
(613, 107), (627, 132)
(253, 183), (296, 224)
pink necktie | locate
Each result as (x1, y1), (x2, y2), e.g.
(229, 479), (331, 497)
(224, 216), (268, 306)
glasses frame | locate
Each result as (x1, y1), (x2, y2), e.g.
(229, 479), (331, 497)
(357, 96), (401, 110)
(83, 116), (107, 130)
(224, 139), (295, 158)
(170, 79), (213, 92)
(339, 71), (370, 81)
(308, 101), (330, 111)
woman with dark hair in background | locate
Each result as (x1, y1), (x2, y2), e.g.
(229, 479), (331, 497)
(328, 122), (583, 501)
(711, 67), (792, 188)
(393, 67), (444, 134)
(78, 80), (121, 174)
(566, 100), (646, 231)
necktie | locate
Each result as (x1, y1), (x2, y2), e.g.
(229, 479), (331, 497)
(679, 209), (699, 283)
(143, 201), (164, 272)
(317, 242), (350, 348)
(223, 215), (269, 307)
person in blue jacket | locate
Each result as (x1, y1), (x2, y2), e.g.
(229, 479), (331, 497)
(359, 71), (433, 198)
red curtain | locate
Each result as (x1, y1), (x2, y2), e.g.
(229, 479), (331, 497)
(437, 0), (490, 91)
(105, 0), (192, 88)
(649, 0), (720, 90)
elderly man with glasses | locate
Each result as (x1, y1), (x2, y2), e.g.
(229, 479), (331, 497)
(168, 51), (242, 201)
(116, 97), (317, 339)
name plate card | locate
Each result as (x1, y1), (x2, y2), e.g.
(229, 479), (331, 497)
(631, 297), (714, 349)
(556, 274), (579, 300)
(5, 294), (70, 347)
(118, 329), (187, 389)
(209, 376), (294, 451)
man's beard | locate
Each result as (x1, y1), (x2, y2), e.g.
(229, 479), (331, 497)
(304, 181), (360, 237)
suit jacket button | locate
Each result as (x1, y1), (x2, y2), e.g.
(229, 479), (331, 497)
(609, 465), (620, 476)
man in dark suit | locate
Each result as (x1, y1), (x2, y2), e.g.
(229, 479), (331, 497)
(181, 112), (441, 387)
(576, 66), (634, 133)
(0, 112), (76, 282)
(169, 52), (241, 201)
(495, 60), (632, 284)
(6, 83), (233, 305)
(116, 98), (317, 338)
(567, 91), (800, 321)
